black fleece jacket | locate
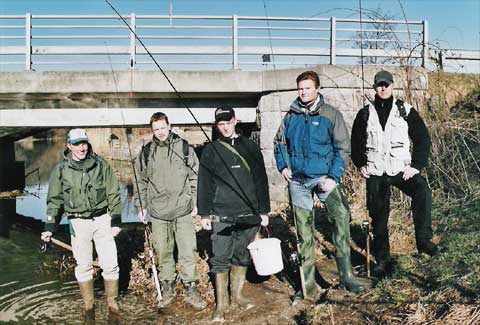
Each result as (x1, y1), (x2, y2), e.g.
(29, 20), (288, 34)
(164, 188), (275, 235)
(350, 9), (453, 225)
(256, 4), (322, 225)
(351, 95), (431, 171)
(197, 135), (270, 218)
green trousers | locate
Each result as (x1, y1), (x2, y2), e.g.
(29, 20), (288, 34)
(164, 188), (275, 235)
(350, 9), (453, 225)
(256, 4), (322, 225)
(151, 213), (199, 283)
(294, 185), (351, 296)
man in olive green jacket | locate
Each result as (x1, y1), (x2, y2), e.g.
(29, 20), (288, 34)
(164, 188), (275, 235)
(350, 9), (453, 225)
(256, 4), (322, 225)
(41, 128), (122, 319)
(135, 112), (206, 311)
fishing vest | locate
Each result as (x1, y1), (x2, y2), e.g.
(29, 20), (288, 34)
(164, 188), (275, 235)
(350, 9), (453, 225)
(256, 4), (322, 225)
(365, 97), (412, 176)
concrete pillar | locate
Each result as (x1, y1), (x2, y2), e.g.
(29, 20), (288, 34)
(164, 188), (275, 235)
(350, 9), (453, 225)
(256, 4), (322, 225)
(0, 139), (25, 238)
(257, 91), (297, 208)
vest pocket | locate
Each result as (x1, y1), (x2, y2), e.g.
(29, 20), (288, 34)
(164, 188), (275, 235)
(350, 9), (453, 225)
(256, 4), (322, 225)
(366, 129), (379, 150)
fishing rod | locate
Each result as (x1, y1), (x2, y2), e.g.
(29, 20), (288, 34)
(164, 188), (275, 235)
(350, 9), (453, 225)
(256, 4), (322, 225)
(261, 0), (307, 298)
(105, 43), (163, 302)
(358, 0), (371, 278)
(103, 0), (260, 218)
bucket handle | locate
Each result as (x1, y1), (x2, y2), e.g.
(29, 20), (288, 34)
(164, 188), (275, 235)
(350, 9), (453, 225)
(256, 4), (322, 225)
(261, 225), (271, 238)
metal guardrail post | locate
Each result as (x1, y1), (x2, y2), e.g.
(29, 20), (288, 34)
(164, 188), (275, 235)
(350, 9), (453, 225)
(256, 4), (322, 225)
(422, 20), (429, 68)
(25, 13), (32, 71)
(232, 14), (239, 70)
(130, 13), (136, 69)
(330, 17), (336, 65)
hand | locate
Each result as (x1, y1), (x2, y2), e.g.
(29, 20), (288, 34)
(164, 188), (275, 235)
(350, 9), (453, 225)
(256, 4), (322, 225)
(111, 226), (122, 237)
(360, 166), (370, 179)
(403, 166), (419, 181)
(260, 214), (269, 227)
(281, 168), (292, 182)
(41, 231), (52, 242)
(200, 218), (212, 230)
(191, 206), (198, 217)
(137, 209), (148, 224)
(319, 178), (336, 192)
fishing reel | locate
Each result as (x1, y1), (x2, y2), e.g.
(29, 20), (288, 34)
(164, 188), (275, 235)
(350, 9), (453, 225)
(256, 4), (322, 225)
(288, 251), (302, 271)
(39, 241), (50, 253)
(361, 220), (370, 233)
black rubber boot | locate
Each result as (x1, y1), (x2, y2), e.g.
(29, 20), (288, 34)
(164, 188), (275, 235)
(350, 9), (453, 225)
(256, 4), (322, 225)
(417, 239), (443, 256)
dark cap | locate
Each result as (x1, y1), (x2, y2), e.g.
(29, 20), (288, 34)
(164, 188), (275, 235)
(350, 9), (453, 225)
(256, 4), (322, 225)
(214, 107), (235, 123)
(374, 70), (394, 87)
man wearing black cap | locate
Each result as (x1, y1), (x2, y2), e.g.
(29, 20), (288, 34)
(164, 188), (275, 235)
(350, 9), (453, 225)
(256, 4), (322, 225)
(198, 107), (270, 322)
(351, 70), (441, 276)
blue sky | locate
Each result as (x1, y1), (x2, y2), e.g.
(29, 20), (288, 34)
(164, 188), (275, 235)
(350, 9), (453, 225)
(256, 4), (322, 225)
(1, 0), (478, 51)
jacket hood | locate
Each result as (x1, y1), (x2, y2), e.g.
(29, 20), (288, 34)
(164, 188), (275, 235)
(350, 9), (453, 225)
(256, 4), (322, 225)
(289, 93), (325, 115)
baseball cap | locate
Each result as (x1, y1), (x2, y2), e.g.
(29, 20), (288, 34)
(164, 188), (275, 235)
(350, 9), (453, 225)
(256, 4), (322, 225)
(214, 107), (235, 123)
(67, 128), (89, 144)
(374, 70), (394, 87)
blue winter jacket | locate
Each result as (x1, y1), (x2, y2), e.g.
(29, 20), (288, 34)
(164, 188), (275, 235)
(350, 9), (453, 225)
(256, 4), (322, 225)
(273, 94), (351, 182)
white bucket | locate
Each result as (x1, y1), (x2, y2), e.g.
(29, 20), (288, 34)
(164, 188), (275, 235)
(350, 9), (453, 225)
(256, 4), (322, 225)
(247, 237), (284, 276)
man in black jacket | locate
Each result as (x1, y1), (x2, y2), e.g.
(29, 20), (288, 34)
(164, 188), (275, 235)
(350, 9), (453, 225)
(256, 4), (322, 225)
(351, 70), (441, 276)
(198, 107), (270, 322)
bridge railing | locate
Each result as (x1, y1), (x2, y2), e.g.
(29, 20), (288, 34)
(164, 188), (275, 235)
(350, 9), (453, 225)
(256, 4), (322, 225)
(0, 14), (475, 71)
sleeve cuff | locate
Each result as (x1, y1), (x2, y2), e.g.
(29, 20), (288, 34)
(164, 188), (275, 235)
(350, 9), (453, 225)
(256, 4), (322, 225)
(44, 222), (57, 234)
(110, 214), (122, 227)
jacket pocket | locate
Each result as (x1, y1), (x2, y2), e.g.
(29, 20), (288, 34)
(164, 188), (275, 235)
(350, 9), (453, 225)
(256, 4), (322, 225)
(89, 185), (106, 206)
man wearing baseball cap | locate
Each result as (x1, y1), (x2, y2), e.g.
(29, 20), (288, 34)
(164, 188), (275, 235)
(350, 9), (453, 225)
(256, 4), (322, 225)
(41, 128), (122, 319)
(198, 107), (270, 322)
(351, 70), (442, 277)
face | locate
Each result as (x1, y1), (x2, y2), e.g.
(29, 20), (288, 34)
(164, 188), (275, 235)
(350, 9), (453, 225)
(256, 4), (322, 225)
(67, 142), (88, 161)
(216, 117), (237, 138)
(375, 82), (393, 100)
(297, 79), (319, 104)
(151, 119), (170, 142)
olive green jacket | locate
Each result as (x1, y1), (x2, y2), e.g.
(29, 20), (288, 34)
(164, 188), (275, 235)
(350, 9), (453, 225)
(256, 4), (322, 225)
(45, 146), (121, 231)
(134, 134), (198, 221)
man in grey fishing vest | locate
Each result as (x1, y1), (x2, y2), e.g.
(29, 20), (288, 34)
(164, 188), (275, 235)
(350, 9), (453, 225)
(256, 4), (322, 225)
(351, 70), (442, 276)
(274, 70), (364, 304)
(135, 112), (206, 310)
(198, 107), (270, 322)
(40, 128), (122, 318)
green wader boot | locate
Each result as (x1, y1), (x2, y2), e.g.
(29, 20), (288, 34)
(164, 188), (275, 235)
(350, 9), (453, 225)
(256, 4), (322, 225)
(325, 186), (364, 294)
(78, 280), (95, 320)
(212, 272), (229, 322)
(293, 206), (322, 301)
(104, 279), (120, 315)
(230, 265), (254, 309)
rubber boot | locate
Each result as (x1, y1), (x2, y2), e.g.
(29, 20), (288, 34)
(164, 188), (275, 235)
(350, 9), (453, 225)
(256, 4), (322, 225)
(293, 206), (322, 302)
(104, 279), (120, 316)
(230, 265), (254, 309)
(184, 281), (207, 311)
(78, 280), (95, 321)
(335, 256), (365, 294)
(212, 272), (229, 322)
(157, 281), (176, 309)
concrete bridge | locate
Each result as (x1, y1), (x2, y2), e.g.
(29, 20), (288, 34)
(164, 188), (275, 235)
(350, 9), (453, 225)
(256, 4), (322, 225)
(0, 65), (428, 208)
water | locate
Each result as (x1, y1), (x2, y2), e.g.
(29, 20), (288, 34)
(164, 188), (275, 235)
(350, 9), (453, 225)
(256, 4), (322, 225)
(0, 135), (161, 323)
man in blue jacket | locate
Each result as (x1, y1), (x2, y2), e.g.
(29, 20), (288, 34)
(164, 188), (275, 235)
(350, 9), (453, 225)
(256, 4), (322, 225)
(274, 71), (364, 302)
